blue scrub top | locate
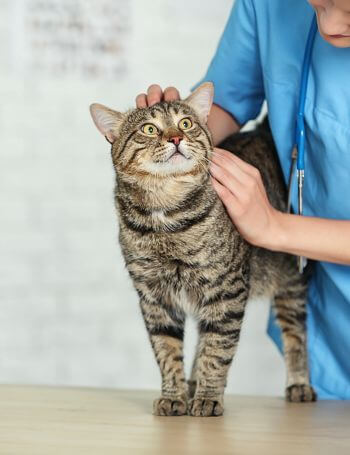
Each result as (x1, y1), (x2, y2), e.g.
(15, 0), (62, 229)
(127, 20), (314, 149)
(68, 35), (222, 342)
(194, 0), (350, 398)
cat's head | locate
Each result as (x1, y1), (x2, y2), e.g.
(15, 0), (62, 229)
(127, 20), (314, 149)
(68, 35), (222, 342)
(89, 83), (213, 182)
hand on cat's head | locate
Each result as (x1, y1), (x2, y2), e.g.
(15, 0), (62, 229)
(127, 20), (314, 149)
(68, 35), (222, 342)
(89, 83), (214, 179)
(135, 85), (180, 109)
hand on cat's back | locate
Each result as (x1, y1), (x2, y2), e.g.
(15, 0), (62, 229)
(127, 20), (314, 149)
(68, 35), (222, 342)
(136, 84), (180, 108)
(210, 147), (283, 250)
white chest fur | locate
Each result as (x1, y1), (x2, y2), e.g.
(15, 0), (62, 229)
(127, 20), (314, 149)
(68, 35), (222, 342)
(170, 287), (199, 317)
(151, 210), (167, 224)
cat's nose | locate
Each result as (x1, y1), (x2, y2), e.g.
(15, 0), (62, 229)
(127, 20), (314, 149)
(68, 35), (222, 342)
(168, 136), (183, 146)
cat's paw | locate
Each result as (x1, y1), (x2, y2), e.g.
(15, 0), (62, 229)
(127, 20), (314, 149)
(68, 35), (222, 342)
(188, 397), (224, 417)
(153, 397), (187, 416)
(286, 384), (317, 402)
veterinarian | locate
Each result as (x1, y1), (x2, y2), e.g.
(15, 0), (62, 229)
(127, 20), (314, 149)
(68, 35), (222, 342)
(135, 0), (350, 399)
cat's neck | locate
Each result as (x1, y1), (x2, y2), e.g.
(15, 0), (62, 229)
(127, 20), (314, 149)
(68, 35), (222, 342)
(117, 171), (212, 211)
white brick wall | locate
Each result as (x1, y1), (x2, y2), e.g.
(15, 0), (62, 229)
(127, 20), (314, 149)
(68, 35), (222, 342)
(0, 0), (285, 395)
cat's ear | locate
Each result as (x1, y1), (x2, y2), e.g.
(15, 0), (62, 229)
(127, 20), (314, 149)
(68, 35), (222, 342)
(184, 82), (214, 124)
(89, 103), (125, 144)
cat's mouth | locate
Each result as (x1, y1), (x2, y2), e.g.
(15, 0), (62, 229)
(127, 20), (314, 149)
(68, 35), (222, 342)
(166, 145), (191, 162)
(167, 150), (189, 161)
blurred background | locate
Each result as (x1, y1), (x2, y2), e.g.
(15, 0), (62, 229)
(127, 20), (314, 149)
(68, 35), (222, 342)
(0, 0), (284, 395)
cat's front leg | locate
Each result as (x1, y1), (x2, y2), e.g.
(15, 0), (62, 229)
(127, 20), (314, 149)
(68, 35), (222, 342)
(137, 290), (188, 416)
(189, 289), (248, 417)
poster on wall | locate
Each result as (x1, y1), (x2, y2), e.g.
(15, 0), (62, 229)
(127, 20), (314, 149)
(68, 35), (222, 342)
(11, 0), (130, 79)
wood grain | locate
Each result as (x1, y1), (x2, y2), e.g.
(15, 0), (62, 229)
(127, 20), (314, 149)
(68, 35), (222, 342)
(0, 385), (349, 455)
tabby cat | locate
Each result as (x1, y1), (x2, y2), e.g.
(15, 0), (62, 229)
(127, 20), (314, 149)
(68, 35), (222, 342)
(89, 82), (316, 417)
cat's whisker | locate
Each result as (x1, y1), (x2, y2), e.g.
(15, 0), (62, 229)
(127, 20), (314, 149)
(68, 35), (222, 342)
(186, 151), (211, 175)
(200, 156), (213, 164)
(188, 148), (215, 166)
(189, 149), (211, 162)
(192, 156), (213, 175)
(197, 162), (211, 177)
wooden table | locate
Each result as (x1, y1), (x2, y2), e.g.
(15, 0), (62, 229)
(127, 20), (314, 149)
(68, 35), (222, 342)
(0, 385), (349, 455)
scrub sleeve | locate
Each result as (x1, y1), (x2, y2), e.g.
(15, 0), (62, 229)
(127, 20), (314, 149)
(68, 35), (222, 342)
(192, 0), (265, 126)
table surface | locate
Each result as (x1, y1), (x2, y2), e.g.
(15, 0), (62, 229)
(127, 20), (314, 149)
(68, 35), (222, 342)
(0, 385), (349, 455)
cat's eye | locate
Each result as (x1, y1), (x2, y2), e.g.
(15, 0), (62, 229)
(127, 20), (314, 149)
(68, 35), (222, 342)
(142, 123), (159, 136)
(178, 118), (193, 130)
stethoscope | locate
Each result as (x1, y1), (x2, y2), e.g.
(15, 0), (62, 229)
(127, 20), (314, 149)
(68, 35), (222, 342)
(287, 14), (318, 272)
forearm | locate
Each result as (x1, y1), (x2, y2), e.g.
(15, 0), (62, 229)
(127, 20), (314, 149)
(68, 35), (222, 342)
(266, 212), (350, 265)
(207, 103), (240, 145)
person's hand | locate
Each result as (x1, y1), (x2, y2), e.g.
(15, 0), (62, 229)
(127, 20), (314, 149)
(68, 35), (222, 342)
(136, 84), (181, 108)
(209, 147), (283, 248)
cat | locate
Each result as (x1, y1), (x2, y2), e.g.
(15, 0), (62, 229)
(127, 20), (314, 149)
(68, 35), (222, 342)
(89, 82), (316, 417)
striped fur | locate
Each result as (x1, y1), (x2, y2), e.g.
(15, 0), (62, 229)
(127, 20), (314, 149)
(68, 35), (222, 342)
(91, 99), (316, 417)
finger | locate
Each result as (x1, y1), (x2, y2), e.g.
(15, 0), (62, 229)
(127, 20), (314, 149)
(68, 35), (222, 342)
(211, 147), (265, 191)
(225, 152), (266, 193)
(210, 161), (245, 197)
(164, 86), (180, 102)
(147, 84), (163, 106)
(136, 93), (147, 108)
(213, 147), (261, 178)
(210, 151), (248, 186)
(211, 177), (241, 215)
(211, 148), (250, 177)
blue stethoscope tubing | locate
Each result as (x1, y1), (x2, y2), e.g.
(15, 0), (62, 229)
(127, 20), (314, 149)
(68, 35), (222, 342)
(287, 14), (318, 272)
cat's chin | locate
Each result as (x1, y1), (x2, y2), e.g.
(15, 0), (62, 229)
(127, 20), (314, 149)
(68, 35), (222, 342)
(140, 157), (198, 176)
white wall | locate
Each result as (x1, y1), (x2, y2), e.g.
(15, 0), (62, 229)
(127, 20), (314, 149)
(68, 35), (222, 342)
(0, 0), (285, 395)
